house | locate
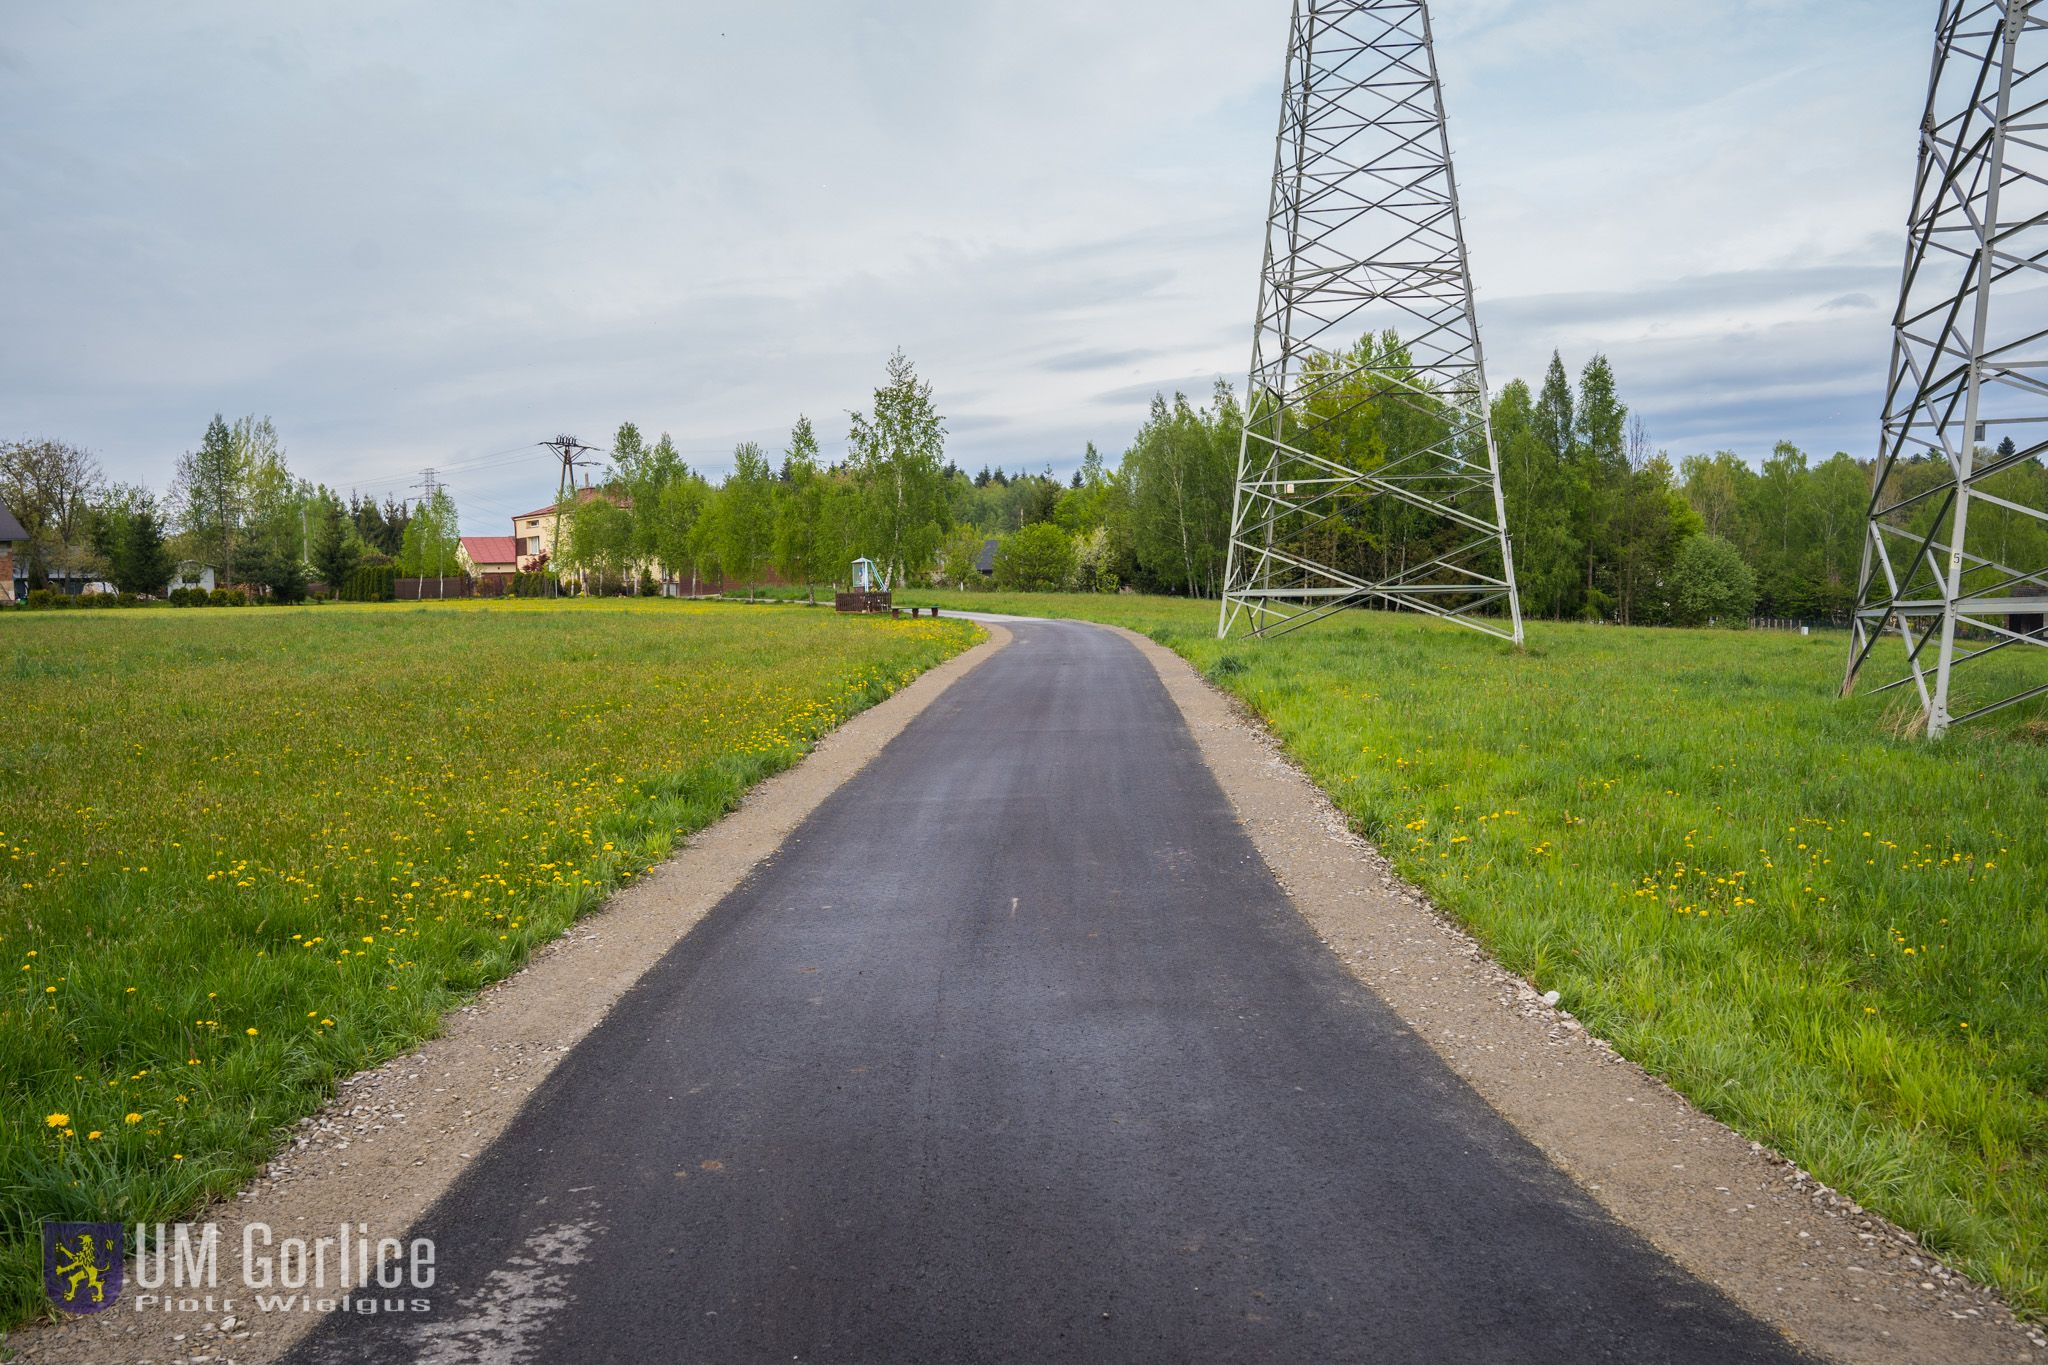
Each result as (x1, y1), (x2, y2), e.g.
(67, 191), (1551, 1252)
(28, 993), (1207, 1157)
(975, 538), (999, 578)
(0, 501), (23, 603)
(459, 536), (519, 576)
(510, 486), (625, 571)
(169, 561), (217, 593)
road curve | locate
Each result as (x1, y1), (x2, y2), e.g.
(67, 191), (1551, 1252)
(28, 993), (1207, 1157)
(291, 619), (1810, 1364)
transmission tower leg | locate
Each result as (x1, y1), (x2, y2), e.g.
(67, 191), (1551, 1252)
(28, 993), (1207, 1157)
(1845, 1), (2048, 737)
(1219, 0), (1522, 644)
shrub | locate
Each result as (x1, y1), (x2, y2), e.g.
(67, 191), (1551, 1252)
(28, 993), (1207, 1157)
(209, 588), (248, 607)
(992, 524), (1076, 592)
(338, 565), (396, 602)
(1669, 534), (1757, 627)
(1072, 528), (1121, 594)
(24, 589), (66, 610)
(168, 587), (210, 607)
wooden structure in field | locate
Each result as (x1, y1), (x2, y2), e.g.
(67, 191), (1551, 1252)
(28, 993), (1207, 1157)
(836, 557), (892, 614)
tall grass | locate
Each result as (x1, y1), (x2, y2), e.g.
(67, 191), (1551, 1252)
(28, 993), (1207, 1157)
(0, 599), (977, 1326)
(904, 589), (2048, 1319)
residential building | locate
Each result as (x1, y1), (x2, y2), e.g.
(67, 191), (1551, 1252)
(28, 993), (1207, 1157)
(511, 486), (623, 571)
(169, 561), (217, 593)
(0, 502), (22, 603)
(459, 536), (519, 577)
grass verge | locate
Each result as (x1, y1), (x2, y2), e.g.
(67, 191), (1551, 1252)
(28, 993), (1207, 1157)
(0, 598), (978, 1326)
(904, 588), (2048, 1319)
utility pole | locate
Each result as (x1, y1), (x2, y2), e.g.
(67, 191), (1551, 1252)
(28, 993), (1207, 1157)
(1843, 0), (2048, 737)
(1218, 0), (1521, 644)
(540, 435), (599, 598)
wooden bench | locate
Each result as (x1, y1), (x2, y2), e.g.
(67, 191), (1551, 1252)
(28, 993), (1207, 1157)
(890, 606), (941, 619)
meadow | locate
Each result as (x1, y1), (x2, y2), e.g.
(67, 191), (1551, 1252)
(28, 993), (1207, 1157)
(902, 589), (2048, 1319)
(0, 599), (977, 1326)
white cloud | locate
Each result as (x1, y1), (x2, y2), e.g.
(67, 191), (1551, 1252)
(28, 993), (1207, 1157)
(0, 0), (1935, 530)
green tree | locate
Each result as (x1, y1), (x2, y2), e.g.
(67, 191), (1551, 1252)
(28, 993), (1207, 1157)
(1, 438), (103, 588)
(938, 525), (988, 588)
(560, 492), (636, 593)
(1609, 428), (1702, 626)
(1571, 355), (1628, 616)
(310, 495), (361, 592)
(236, 417), (304, 569)
(1126, 382), (1237, 596)
(848, 349), (948, 585)
(112, 502), (175, 594)
(244, 538), (309, 603)
(1679, 451), (1753, 542)
(1669, 534), (1757, 626)
(772, 417), (828, 601)
(622, 430), (689, 583)
(1493, 378), (1580, 618)
(173, 415), (250, 587)
(395, 488), (462, 583)
(653, 473), (713, 594)
(718, 442), (777, 597)
(993, 522), (1075, 591)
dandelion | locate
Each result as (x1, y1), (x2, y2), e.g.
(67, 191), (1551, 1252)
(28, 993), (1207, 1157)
(45, 1113), (68, 1128)
(124, 1112), (141, 1124)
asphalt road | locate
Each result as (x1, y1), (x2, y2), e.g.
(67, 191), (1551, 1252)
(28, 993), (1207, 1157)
(292, 620), (1810, 1364)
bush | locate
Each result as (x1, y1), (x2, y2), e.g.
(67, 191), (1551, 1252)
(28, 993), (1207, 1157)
(208, 588), (248, 607)
(1668, 534), (1757, 627)
(24, 589), (66, 610)
(168, 587), (210, 607)
(992, 524), (1076, 592)
(1072, 528), (1121, 594)
(337, 565), (396, 602)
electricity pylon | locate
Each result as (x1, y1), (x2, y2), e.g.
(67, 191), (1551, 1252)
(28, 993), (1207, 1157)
(1844, 0), (2048, 737)
(1219, 0), (1521, 643)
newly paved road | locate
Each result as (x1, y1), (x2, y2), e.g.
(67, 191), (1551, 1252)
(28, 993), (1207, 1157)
(295, 620), (1809, 1364)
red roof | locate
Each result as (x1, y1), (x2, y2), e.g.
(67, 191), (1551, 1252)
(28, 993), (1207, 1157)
(513, 486), (629, 520)
(462, 536), (519, 565)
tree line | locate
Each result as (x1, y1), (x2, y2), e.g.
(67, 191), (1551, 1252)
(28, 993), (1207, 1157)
(0, 413), (447, 602)
(11, 337), (2037, 623)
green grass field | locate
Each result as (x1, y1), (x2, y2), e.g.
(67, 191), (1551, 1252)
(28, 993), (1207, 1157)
(0, 599), (978, 1326)
(903, 589), (2048, 1319)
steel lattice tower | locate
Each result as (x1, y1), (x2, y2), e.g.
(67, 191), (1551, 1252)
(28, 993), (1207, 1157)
(1218, 0), (1521, 643)
(1844, 1), (2048, 736)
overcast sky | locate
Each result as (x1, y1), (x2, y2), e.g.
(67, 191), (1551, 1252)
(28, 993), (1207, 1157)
(2, 1), (1925, 533)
